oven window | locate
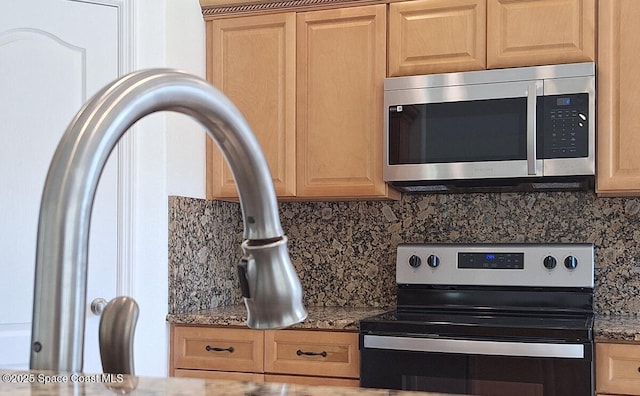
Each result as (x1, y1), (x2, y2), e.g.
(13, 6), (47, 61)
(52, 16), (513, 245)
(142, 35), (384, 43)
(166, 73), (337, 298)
(361, 348), (593, 396)
(402, 356), (572, 396)
(388, 98), (527, 165)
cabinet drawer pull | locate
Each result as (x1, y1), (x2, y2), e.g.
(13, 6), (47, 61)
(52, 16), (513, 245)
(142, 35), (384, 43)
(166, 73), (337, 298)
(205, 345), (234, 353)
(296, 349), (327, 358)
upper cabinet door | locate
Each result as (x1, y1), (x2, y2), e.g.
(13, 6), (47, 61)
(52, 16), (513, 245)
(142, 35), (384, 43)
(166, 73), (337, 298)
(207, 13), (297, 199)
(487, 0), (595, 69)
(296, 5), (396, 199)
(597, 0), (640, 195)
(388, 0), (487, 76)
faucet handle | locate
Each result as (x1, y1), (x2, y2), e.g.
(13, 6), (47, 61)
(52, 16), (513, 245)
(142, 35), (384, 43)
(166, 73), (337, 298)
(98, 296), (139, 375)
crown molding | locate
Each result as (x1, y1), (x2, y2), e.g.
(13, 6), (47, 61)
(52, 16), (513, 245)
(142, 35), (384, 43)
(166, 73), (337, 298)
(200, 0), (386, 18)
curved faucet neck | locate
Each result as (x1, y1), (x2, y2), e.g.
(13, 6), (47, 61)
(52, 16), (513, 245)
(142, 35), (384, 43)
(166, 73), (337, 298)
(30, 69), (306, 372)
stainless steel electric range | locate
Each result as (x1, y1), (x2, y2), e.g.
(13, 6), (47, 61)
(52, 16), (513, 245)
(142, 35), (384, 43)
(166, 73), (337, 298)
(359, 243), (595, 396)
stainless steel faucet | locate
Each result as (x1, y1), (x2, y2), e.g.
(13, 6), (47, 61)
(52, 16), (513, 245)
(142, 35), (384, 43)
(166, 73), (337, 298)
(29, 69), (307, 373)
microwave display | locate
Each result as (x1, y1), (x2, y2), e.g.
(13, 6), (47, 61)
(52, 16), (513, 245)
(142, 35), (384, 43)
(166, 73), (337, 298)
(388, 93), (589, 166)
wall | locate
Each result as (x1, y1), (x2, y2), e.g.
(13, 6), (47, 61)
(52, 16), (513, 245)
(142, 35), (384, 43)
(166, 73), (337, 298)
(169, 191), (640, 316)
(129, 0), (205, 377)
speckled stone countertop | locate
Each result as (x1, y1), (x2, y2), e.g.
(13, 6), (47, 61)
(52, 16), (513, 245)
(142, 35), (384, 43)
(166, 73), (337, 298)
(169, 307), (640, 345)
(595, 314), (640, 342)
(0, 372), (450, 395)
(167, 305), (389, 330)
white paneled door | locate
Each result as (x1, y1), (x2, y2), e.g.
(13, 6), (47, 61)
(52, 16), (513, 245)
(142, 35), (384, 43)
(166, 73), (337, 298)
(0, 0), (121, 372)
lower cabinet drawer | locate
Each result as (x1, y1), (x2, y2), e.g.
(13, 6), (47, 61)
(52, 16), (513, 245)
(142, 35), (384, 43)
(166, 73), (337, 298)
(172, 325), (264, 373)
(170, 325), (362, 385)
(596, 342), (640, 395)
(264, 330), (359, 379)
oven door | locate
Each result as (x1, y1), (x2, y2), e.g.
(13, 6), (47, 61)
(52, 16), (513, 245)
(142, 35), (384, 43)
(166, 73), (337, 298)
(360, 335), (594, 396)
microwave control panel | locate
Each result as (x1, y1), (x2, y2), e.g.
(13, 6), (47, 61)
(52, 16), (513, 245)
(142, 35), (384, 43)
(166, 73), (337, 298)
(537, 93), (589, 159)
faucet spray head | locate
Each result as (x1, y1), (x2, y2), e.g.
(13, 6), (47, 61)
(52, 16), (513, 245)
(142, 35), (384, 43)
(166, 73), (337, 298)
(237, 236), (307, 329)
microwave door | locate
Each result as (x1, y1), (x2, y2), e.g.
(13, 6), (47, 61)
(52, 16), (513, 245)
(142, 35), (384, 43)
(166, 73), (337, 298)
(384, 80), (543, 182)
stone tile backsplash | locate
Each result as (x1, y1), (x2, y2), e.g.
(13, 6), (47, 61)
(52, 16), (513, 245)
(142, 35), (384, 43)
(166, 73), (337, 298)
(168, 191), (640, 315)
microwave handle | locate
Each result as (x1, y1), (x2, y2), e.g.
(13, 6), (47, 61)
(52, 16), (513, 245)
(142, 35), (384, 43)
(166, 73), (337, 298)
(527, 82), (539, 175)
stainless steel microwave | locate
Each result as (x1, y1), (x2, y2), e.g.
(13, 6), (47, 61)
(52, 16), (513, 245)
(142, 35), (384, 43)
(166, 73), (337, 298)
(383, 63), (595, 193)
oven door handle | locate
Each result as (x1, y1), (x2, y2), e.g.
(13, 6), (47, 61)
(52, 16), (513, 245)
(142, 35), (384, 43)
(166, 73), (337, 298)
(363, 335), (586, 359)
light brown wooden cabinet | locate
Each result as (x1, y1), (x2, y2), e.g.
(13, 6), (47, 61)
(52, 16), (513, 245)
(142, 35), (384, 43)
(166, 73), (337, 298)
(171, 325), (265, 381)
(205, 4), (398, 200)
(296, 6), (390, 199)
(596, 342), (640, 395)
(206, 13), (297, 199)
(486, 0), (595, 69)
(388, 0), (595, 76)
(596, 0), (640, 195)
(170, 325), (360, 387)
(264, 330), (359, 382)
(388, 0), (487, 76)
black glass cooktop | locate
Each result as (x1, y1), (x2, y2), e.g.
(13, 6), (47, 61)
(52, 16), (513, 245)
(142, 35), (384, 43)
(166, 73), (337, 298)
(359, 309), (594, 342)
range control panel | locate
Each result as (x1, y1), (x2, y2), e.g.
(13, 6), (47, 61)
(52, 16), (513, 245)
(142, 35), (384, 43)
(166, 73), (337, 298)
(458, 252), (524, 269)
(397, 243), (594, 288)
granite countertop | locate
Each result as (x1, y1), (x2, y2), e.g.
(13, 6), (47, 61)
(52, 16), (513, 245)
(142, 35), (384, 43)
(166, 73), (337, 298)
(167, 305), (389, 330)
(0, 372), (448, 395)
(169, 306), (640, 343)
(595, 314), (640, 342)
